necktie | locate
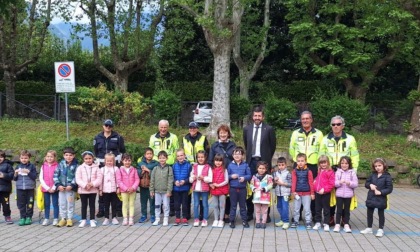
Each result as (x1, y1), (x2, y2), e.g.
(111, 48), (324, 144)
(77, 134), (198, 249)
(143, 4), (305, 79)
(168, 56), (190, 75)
(252, 125), (259, 156)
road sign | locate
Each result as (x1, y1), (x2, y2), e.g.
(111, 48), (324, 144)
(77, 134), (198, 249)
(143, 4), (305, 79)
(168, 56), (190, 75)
(55, 61), (75, 93)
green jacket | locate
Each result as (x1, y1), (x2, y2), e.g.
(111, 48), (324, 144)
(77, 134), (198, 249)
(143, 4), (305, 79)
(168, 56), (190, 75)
(289, 127), (324, 165)
(150, 164), (174, 194)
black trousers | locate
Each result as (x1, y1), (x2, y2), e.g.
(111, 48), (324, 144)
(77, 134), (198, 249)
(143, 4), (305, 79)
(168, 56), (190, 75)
(314, 192), (331, 224)
(335, 197), (351, 224)
(102, 192), (118, 219)
(367, 207), (385, 229)
(173, 191), (189, 219)
(80, 193), (97, 220)
(16, 189), (34, 218)
(0, 191), (11, 216)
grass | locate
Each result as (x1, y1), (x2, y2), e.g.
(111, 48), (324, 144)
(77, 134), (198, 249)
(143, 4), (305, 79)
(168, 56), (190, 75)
(1, 118), (420, 170)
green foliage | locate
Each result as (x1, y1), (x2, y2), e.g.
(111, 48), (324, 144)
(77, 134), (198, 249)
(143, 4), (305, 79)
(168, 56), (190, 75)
(0, 81), (55, 97)
(149, 89), (182, 123)
(358, 159), (371, 172)
(263, 96), (298, 129)
(310, 91), (369, 130)
(230, 95), (252, 123)
(41, 137), (92, 162)
(408, 90), (420, 102)
(69, 84), (149, 124)
(373, 112), (389, 130)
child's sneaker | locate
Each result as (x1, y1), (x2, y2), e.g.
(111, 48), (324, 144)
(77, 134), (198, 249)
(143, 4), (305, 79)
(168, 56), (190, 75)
(360, 228), (373, 234)
(290, 222), (298, 228)
(174, 218), (181, 226)
(201, 220), (208, 227)
(282, 223), (290, 230)
(150, 216), (156, 223)
(306, 222), (312, 229)
(57, 218), (66, 227)
(138, 215), (147, 223)
(5, 216), (13, 224)
(66, 219), (73, 227)
(323, 224), (330, 232)
(217, 221), (224, 228)
(79, 219), (86, 228)
(42, 219), (49, 226)
(112, 217), (119, 225)
(163, 217), (169, 226)
(313, 222), (321, 230)
(275, 220), (284, 227)
(343, 224), (352, 233)
(193, 219), (200, 227)
(24, 217), (32, 225)
(182, 218), (188, 226)
(90, 220), (97, 227)
(333, 224), (341, 232)
(122, 218), (128, 226)
(52, 219), (59, 226)
(18, 218), (25, 226)
(152, 218), (160, 226)
(128, 218), (134, 226)
(102, 218), (110, 226)
(261, 223), (266, 229)
(212, 220), (219, 227)
(375, 229), (384, 237)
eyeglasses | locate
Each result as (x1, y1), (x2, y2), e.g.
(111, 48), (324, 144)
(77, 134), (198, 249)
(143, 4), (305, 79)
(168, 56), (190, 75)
(104, 124), (113, 128)
(331, 123), (342, 127)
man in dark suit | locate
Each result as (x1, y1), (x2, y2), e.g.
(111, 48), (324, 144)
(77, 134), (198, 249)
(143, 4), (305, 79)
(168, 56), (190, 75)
(243, 106), (276, 222)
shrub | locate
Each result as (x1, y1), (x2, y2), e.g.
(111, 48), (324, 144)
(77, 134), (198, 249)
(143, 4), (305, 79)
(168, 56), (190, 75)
(149, 89), (182, 123)
(230, 95), (252, 123)
(69, 84), (149, 124)
(310, 90), (369, 131)
(263, 95), (298, 129)
(41, 137), (92, 162)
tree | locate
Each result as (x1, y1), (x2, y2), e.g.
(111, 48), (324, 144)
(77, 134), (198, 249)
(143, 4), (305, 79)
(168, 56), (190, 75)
(61, 0), (164, 91)
(0, 0), (51, 115)
(175, 0), (243, 138)
(284, 0), (419, 103)
(232, 0), (271, 100)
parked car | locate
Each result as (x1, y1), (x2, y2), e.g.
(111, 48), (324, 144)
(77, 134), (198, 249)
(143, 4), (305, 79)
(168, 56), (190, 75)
(284, 118), (301, 130)
(193, 101), (212, 124)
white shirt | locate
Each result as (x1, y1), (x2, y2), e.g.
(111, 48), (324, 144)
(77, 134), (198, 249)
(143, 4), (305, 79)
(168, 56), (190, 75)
(253, 123), (262, 157)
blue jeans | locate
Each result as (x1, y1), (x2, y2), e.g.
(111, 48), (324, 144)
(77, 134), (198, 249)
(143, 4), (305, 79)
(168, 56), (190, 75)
(277, 196), (289, 223)
(193, 192), (209, 220)
(44, 191), (59, 219)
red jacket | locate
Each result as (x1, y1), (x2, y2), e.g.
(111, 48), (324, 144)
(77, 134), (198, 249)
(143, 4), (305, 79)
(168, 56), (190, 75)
(314, 169), (335, 194)
(191, 164), (211, 192)
(211, 166), (228, 196)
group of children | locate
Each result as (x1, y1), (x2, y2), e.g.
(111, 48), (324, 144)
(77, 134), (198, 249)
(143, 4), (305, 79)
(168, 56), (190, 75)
(0, 148), (393, 237)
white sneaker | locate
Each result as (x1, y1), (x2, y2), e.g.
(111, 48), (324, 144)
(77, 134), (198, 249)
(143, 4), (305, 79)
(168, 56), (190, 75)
(112, 217), (119, 225)
(163, 217), (168, 226)
(128, 218), (134, 226)
(102, 218), (110, 226)
(212, 220), (219, 227)
(52, 219), (59, 226)
(201, 220), (208, 227)
(313, 222), (321, 230)
(79, 219), (86, 228)
(193, 219), (200, 227)
(217, 221), (224, 228)
(323, 224), (330, 232)
(42, 219), (49, 226)
(282, 223), (290, 230)
(152, 218), (160, 226)
(344, 224), (352, 233)
(90, 220), (97, 227)
(122, 218), (128, 226)
(333, 224), (341, 232)
(376, 229), (384, 237)
(361, 228), (373, 234)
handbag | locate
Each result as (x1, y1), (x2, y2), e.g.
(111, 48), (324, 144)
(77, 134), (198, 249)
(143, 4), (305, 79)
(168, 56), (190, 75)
(349, 195), (358, 210)
(329, 188), (336, 207)
(140, 171), (150, 188)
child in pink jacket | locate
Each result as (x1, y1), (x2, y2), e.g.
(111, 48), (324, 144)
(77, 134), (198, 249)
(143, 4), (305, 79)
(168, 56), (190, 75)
(312, 155), (335, 231)
(116, 153), (140, 226)
(76, 151), (103, 228)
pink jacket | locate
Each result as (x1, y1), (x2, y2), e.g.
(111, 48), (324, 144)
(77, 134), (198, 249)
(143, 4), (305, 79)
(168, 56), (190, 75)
(39, 162), (58, 192)
(335, 168), (358, 198)
(101, 166), (119, 193)
(76, 163), (103, 194)
(313, 169), (335, 194)
(116, 166), (140, 193)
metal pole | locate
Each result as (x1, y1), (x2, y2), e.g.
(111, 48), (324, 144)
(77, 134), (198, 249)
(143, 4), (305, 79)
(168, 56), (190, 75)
(65, 93), (70, 141)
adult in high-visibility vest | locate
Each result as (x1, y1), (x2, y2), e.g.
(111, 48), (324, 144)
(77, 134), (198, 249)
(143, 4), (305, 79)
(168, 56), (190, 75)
(320, 115), (359, 227)
(182, 121), (210, 164)
(149, 120), (179, 166)
(289, 111), (323, 219)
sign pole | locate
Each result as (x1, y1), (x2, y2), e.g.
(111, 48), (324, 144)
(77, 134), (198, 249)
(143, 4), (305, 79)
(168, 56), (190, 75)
(65, 93), (70, 141)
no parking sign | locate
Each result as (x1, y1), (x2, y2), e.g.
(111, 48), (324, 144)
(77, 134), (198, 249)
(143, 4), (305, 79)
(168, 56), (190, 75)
(54, 61), (75, 93)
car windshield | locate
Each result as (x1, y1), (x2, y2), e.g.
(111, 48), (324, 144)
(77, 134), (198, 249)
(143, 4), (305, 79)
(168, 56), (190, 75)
(199, 102), (212, 109)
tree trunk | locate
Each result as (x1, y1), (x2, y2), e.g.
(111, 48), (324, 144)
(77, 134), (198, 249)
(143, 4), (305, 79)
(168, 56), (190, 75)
(342, 78), (367, 103)
(239, 72), (250, 99)
(207, 46), (232, 140)
(3, 70), (16, 116)
(407, 75), (420, 145)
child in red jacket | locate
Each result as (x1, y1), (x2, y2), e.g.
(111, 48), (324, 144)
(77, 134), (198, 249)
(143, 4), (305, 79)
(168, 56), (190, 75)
(312, 155), (335, 231)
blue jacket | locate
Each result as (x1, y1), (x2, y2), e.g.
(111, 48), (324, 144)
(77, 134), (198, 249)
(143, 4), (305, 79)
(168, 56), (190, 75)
(53, 159), (79, 191)
(227, 161), (251, 189)
(0, 159), (14, 192)
(13, 162), (37, 190)
(208, 140), (236, 168)
(172, 160), (192, 192)
(137, 157), (159, 180)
